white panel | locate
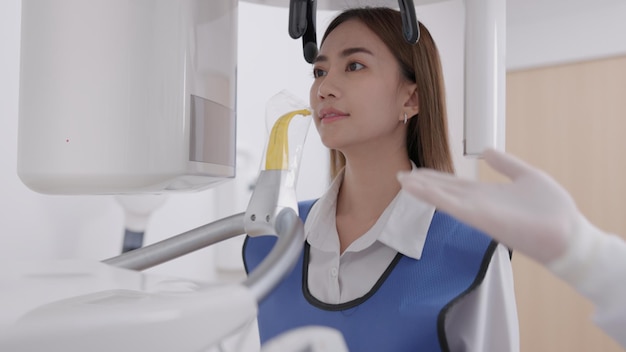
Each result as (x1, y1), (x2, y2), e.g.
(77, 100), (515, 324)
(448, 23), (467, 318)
(463, 0), (506, 156)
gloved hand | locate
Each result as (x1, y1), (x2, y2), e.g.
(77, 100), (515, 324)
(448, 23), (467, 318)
(261, 326), (348, 352)
(397, 148), (584, 265)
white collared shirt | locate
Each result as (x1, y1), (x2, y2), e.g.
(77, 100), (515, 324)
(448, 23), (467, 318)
(304, 165), (520, 351)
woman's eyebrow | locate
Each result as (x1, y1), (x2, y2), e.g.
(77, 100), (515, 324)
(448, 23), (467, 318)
(313, 47), (374, 64)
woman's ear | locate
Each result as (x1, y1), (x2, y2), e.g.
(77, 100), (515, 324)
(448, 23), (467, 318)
(403, 85), (419, 118)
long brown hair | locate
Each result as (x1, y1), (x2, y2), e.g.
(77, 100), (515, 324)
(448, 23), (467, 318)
(323, 7), (455, 179)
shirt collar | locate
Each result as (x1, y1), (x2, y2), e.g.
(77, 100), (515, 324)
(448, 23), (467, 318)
(304, 169), (343, 252)
(304, 162), (435, 259)
(378, 188), (435, 260)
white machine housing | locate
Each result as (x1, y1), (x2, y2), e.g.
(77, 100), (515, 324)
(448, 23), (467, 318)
(17, 0), (238, 194)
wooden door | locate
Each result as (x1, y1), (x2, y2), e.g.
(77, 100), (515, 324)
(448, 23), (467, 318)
(479, 55), (626, 351)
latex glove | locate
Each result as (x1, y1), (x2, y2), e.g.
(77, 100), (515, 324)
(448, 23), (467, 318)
(397, 148), (582, 264)
(261, 326), (349, 352)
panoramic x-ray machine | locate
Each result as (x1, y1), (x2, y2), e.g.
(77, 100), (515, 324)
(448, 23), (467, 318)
(0, 0), (505, 351)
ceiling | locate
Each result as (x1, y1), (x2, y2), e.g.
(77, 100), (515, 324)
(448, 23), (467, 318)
(506, 0), (622, 25)
(244, 0), (623, 27)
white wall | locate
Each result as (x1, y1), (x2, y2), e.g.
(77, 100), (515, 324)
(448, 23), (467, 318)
(507, 0), (626, 71)
(0, 0), (468, 282)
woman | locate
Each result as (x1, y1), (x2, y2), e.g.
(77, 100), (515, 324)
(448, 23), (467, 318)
(244, 7), (519, 351)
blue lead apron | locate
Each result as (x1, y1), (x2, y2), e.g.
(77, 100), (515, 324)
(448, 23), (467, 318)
(243, 199), (497, 352)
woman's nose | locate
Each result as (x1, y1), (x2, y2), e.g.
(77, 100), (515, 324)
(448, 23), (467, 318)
(316, 74), (339, 99)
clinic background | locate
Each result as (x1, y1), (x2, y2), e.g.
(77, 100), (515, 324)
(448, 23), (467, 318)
(1, 0), (626, 350)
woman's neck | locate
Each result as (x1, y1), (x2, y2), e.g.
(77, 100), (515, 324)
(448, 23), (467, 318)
(334, 145), (412, 252)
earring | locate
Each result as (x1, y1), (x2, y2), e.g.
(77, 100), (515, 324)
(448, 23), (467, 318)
(403, 113), (408, 125)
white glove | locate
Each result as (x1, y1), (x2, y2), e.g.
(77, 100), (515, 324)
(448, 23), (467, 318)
(397, 148), (583, 265)
(260, 326), (349, 352)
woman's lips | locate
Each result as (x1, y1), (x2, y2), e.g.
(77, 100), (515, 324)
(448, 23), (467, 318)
(318, 108), (349, 123)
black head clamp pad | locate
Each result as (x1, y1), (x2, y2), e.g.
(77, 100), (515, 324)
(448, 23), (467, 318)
(288, 0), (421, 64)
(398, 0), (420, 44)
(288, 0), (318, 63)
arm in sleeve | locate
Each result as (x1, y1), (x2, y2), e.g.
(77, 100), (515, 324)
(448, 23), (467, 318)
(444, 244), (520, 352)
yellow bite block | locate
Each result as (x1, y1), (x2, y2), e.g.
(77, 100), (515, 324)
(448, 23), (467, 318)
(265, 109), (311, 170)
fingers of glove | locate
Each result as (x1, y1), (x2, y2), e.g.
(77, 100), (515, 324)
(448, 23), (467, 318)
(483, 148), (533, 181)
(484, 149), (576, 213)
(398, 171), (479, 213)
(398, 171), (544, 256)
(400, 171), (524, 226)
(399, 168), (477, 189)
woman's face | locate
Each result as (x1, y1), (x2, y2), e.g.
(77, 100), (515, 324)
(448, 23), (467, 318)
(310, 19), (415, 155)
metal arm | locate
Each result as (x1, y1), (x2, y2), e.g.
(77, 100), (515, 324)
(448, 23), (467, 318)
(243, 208), (304, 302)
(103, 204), (304, 304)
(102, 213), (247, 271)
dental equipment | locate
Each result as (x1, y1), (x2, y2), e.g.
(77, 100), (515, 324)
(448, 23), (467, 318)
(2, 0), (506, 350)
(1, 102), (331, 351)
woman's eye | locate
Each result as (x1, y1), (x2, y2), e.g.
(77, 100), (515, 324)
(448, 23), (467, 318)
(347, 62), (365, 72)
(313, 68), (327, 78)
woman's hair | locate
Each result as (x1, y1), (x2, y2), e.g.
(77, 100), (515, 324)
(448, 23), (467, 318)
(323, 7), (455, 179)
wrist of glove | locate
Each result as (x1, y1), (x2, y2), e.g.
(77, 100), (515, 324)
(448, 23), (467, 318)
(547, 215), (596, 276)
(548, 216), (626, 312)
